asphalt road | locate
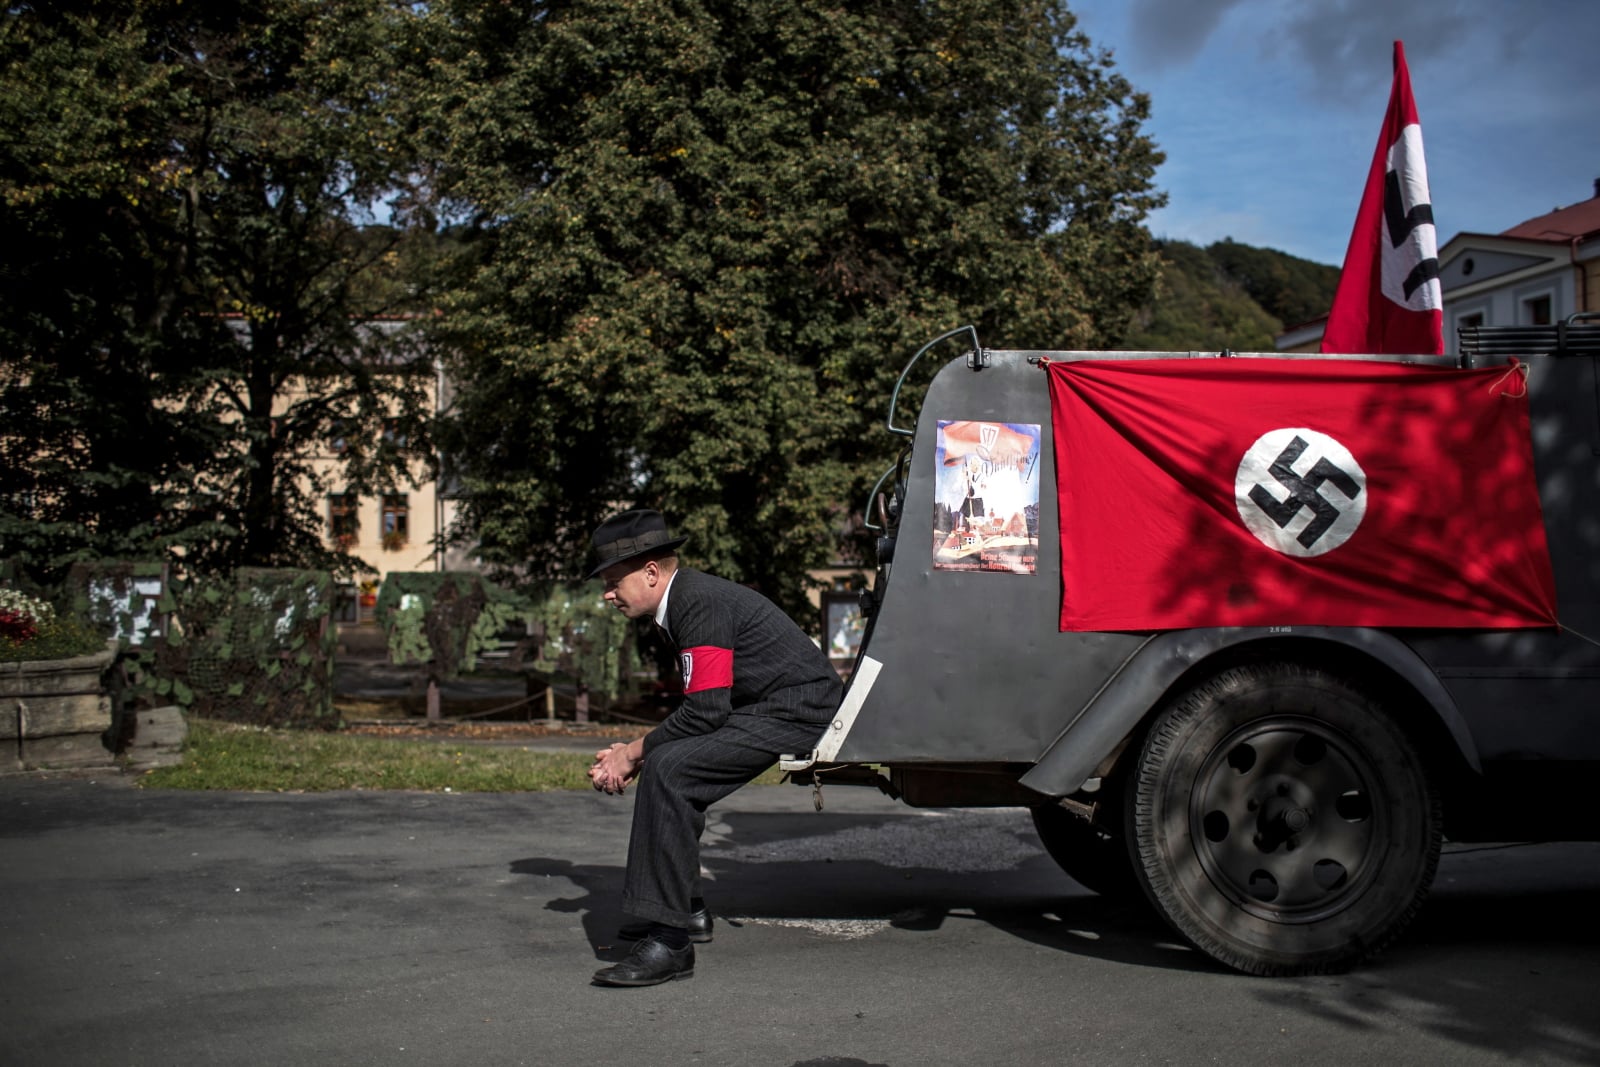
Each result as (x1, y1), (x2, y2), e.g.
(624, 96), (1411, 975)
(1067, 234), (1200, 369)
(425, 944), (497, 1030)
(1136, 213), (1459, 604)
(3, 774), (1597, 1066)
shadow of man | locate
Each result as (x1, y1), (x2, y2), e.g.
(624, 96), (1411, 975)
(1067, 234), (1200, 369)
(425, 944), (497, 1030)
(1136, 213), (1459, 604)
(508, 843), (1210, 974)
(508, 857), (635, 962)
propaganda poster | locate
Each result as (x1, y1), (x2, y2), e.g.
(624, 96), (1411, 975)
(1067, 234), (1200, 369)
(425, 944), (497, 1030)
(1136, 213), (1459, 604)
(932, 419), (1041, 574)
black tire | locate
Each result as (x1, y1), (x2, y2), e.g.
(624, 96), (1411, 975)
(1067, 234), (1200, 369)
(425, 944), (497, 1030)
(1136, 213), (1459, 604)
(1030, 802), (1139, 899)
(1127, 662), (1441, 976)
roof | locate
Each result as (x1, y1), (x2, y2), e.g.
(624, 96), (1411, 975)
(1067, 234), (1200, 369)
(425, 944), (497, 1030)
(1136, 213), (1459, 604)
(1499, 192), (1600, 243)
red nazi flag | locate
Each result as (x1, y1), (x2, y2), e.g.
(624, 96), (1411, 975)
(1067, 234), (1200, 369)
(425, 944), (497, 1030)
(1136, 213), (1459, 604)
(1322, 40), (1443, 355)
(1044, 358), (1557, 632)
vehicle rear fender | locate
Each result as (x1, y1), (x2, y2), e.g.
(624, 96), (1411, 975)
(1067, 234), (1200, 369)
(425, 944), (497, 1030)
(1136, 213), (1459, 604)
(1017, 627), (1481, 797)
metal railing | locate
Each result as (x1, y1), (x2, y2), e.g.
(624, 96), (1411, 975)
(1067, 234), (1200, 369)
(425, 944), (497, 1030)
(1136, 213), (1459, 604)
(1458, 313), (1600, 361)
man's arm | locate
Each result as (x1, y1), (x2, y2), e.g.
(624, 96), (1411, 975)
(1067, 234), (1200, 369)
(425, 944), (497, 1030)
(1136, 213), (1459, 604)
(643, 683), (734, 753)
(641, 578), (738, 753)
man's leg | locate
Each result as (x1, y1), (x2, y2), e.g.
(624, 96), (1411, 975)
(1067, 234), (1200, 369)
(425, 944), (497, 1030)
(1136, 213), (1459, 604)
(620, 713), (825, 926)
(593, 714), (824, 986)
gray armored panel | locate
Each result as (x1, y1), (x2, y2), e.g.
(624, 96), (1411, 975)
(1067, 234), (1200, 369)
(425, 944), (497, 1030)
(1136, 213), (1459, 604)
(835, 348), (1144, 763)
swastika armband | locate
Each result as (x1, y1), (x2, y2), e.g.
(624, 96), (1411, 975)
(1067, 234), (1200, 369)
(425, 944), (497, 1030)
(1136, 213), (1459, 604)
(679, 646), (733, 693)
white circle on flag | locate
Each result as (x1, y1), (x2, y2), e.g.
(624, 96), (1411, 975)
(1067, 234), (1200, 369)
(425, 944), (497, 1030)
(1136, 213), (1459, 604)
(1235, 428), (1367, 558)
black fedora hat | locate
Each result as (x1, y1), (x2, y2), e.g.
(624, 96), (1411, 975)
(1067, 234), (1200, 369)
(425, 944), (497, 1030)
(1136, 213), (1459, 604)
(587, 509), (687, 579)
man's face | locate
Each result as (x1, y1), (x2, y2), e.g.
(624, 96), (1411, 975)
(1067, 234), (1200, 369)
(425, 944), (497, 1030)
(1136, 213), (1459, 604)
(599, 559), (657, 619)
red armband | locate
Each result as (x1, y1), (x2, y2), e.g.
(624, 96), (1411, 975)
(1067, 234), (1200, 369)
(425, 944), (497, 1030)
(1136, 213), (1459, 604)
(679, 645), (733, 693)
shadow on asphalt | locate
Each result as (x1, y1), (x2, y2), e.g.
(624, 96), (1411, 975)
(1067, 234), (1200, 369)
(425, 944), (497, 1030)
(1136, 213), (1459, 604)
(509, 850), (1211, 971)
(509, 802), (1220, 973)
(1244, 874), (1600, 1063)
(510, 814), (1600, 1064)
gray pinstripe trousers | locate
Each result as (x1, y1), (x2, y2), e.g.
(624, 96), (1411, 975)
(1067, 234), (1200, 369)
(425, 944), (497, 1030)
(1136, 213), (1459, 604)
(621, 713), (828, 927)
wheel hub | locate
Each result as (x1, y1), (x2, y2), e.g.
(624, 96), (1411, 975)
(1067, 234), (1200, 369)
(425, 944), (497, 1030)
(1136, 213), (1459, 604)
(1191, 718), (1382, 923)
(1252, 780), (1317, 845)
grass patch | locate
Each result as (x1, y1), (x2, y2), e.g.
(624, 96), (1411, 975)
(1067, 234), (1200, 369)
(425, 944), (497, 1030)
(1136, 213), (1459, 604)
(138, 719), (788, 792)
(139, 719), (593, 793)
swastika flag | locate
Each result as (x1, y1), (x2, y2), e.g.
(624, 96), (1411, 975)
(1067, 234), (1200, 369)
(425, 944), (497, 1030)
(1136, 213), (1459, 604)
(1322, 40), (1443, 355)
(1043, 358), (1557, 631)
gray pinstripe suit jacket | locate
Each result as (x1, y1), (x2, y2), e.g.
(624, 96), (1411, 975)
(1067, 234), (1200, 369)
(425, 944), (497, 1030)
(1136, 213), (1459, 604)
(642, 568), (843, 754)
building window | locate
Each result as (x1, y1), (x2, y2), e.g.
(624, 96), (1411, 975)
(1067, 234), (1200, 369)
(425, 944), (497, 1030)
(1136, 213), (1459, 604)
(329, 493), (359, 549)
(383, 418), (408, 449)
(1522, 294), (1552, 325)
(381, 494), (409, 550)
(1458, 311), (1484, 329)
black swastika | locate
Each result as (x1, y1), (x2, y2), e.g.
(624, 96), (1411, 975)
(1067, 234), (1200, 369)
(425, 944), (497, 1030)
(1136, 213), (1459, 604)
(1384, 169), (1440, 300)
(1247, 436), (1362, 549)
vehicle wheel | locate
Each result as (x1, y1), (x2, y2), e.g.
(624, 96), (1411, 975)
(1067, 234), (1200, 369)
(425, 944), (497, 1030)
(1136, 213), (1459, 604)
(1031, 801), (1139, 899)
(1127, 662), (1440, 976)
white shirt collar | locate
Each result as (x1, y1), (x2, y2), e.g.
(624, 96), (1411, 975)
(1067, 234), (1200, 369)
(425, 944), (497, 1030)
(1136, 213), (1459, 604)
(654, 568), (679, 630)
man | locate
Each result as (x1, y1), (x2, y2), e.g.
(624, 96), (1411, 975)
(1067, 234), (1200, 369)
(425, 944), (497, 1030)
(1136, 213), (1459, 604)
(585, 509), (843, 987)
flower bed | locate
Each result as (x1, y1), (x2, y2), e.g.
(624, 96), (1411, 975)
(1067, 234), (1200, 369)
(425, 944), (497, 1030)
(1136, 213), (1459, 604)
(0, 587), (106, 663)
(1, 587), (118, 772)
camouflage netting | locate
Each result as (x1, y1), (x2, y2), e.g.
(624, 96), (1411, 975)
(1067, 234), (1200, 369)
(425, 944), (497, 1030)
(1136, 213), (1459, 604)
(377, 571), (508, 680)
(526, 583), (634, 703)
(179, 568), (337, 727)
(66, 560), (174, 746)
(66, 560), (175, 650)
(376, 572), (639, 705)
(65, 562), (337, 729)
(53, 562), (646, 729)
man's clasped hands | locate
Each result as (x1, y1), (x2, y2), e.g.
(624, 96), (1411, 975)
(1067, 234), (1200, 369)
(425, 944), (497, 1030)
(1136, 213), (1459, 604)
(588, 741), (641, 795)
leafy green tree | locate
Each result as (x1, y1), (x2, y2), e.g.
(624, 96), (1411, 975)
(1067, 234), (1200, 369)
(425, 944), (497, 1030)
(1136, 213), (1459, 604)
(427, 0), (1164, 620)
(1, 3), (225, 578)
(0, 0), (439, 583)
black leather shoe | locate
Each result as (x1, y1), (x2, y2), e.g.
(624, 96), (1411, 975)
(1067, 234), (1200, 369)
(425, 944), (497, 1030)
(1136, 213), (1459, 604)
(591, 937), (695, 987)
(618, 905), (714, 944)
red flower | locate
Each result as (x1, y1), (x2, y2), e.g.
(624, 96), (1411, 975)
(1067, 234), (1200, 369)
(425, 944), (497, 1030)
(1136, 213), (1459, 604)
(0, 608), (38, 646)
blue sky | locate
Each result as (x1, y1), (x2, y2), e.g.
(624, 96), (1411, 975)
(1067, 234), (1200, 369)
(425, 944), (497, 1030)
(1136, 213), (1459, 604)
(1068, 0), (1599, 266)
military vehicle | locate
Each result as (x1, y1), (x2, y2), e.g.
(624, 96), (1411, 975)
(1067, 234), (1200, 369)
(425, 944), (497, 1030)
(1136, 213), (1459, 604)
(783, 319), (1600, 975)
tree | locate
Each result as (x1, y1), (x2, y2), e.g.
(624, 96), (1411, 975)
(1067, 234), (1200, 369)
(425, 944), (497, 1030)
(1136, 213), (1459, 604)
(427, 0), (1164, 621)
(0, 0), (439, 583)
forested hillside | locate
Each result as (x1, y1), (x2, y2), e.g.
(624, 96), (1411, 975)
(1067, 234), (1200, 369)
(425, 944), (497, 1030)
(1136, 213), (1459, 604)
(1118, 239), (1339, 352)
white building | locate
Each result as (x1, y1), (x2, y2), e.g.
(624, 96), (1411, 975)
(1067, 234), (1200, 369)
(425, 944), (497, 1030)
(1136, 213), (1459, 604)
(1277, 178), (1600, 354)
